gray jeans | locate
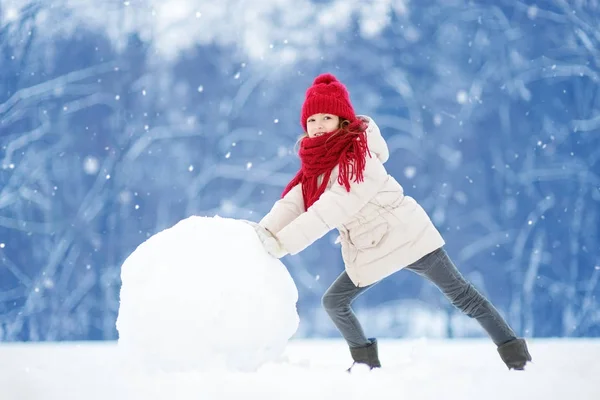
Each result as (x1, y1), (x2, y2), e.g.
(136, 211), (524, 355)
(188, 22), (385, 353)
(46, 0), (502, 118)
(321, 247), (517, 348)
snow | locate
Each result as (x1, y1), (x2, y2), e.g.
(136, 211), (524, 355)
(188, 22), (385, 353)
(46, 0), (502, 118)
(1, 0), (400, 64)
(1, 0), (598, 356)
(1, 338), (599, 399)
(6, 215), (597, 398)
(116, 216), (299, 372)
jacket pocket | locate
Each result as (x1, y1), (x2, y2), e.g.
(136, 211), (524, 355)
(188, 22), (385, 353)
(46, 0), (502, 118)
(350, 222), (389, 250)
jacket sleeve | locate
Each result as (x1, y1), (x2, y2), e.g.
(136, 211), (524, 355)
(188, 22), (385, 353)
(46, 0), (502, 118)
(276, 154), (388, 255)
(259, 184), (305, 234)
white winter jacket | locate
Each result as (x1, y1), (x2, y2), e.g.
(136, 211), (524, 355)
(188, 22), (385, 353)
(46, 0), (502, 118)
(259, 116), (445, 287)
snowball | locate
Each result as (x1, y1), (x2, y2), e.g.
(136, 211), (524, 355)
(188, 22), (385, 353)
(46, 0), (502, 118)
(116, 216), (299, 373)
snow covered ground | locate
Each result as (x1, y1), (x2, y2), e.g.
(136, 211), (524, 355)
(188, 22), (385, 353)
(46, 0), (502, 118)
(2, 338), (598, 400)
(3, 216), (597, 400)
(3, 216), (595, 400)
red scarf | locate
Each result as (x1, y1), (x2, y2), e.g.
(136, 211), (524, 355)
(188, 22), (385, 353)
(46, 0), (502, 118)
(281, 120), (371, 210)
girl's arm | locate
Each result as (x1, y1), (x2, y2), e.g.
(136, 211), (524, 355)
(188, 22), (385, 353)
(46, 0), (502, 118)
(259, 183), (305, 234)
(275, 154), (388, 255)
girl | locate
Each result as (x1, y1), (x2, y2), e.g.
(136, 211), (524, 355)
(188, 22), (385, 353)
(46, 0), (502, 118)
(248, 73), (532, 372)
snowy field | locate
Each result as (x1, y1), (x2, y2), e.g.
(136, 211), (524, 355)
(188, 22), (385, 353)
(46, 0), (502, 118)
(2, 217), (595, 400)
(2, 338), (598, 400)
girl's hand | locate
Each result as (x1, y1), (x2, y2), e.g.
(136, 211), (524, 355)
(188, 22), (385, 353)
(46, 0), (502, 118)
(242, 220), (288, 258)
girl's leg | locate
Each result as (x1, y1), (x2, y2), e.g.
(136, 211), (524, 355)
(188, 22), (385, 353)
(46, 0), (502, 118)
(405, 247), (517, 346)
(321, 271), (376, 348)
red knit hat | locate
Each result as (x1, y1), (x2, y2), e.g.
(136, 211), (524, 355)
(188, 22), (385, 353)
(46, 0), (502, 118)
(300, 73), (356, 131)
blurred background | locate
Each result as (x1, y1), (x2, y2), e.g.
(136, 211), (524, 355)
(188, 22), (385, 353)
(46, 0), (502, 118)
(0, 0), (598, 342)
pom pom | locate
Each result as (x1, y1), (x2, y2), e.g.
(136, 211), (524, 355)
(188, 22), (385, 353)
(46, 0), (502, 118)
(313, 73), (338, 85)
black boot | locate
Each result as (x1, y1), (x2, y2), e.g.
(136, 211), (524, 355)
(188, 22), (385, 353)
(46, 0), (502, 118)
(347, 338), (381, 372)
(497, 338), (532, 370)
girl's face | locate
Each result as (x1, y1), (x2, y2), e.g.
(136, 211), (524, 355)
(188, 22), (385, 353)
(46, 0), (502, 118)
(306, 113), (340, 138)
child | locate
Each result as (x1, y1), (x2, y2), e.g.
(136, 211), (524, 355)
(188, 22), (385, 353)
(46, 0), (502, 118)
(248, 73), (532, 372)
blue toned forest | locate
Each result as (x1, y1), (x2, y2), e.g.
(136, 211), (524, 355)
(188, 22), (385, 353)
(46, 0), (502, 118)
(0, 0), (598, 341)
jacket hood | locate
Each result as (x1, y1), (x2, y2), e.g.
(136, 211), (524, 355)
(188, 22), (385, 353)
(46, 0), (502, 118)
(359, 115), (389, 163)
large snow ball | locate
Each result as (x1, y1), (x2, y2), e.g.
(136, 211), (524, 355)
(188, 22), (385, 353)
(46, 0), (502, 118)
(116, 215), (299, 372)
